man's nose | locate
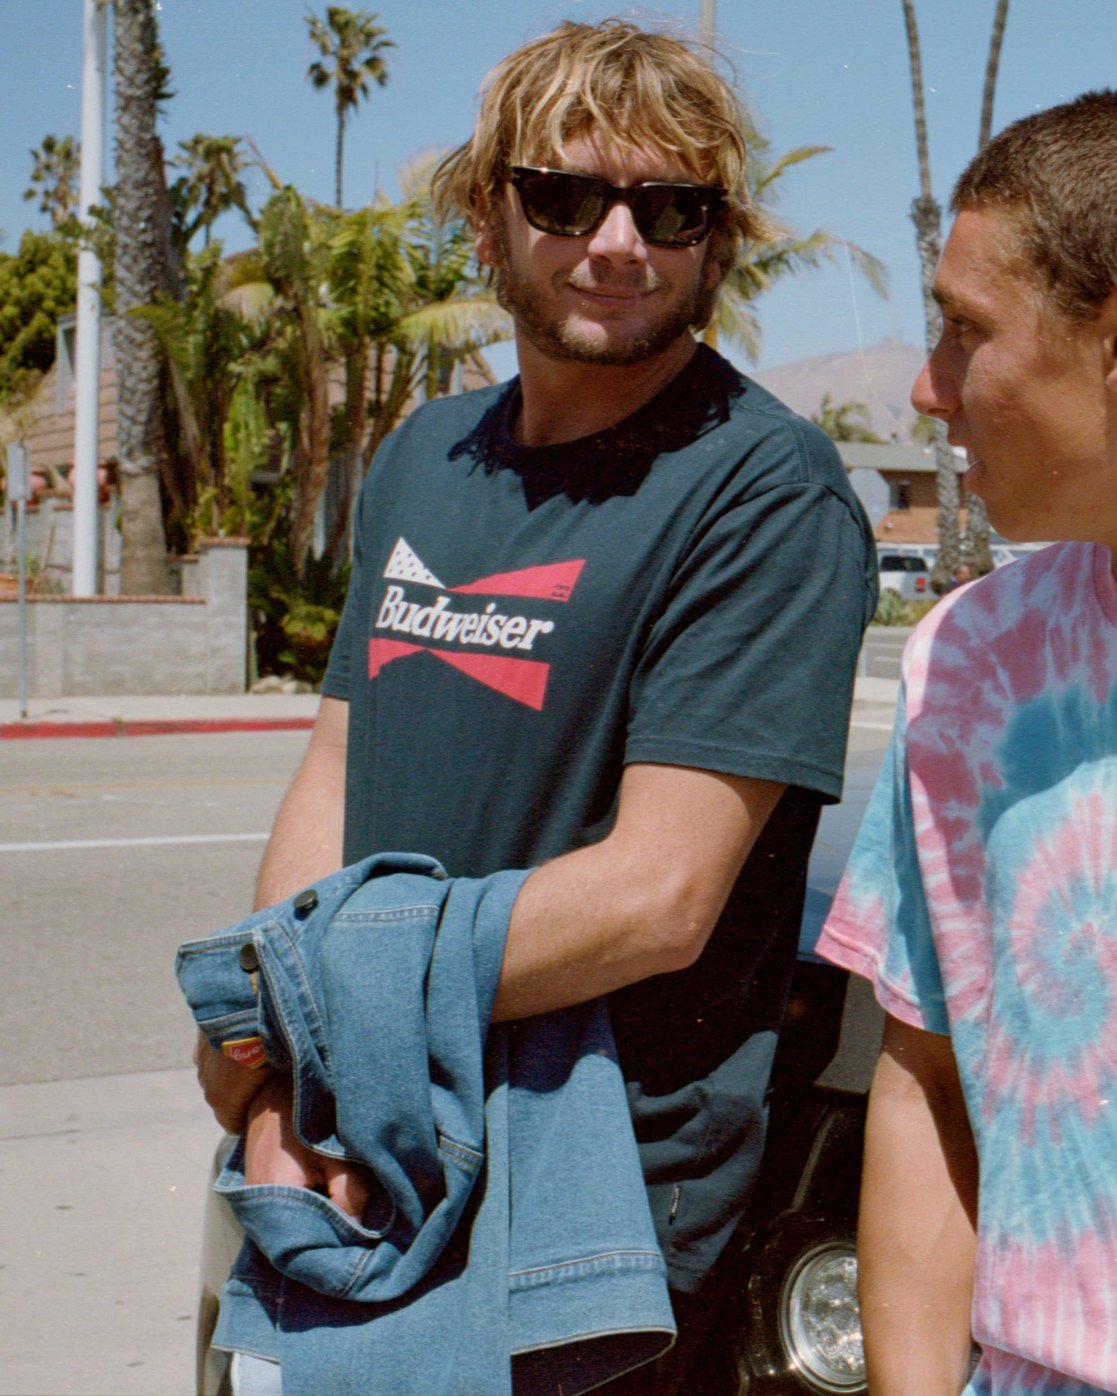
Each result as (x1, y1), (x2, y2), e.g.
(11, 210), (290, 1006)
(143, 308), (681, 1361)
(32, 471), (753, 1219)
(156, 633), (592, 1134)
(911, 351), (955, 421)
(585, 199), (648, 261)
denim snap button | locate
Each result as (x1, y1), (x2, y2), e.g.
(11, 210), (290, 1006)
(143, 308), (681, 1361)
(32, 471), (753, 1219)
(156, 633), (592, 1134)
(293, 888), (319, 918)
(238, 943), (259, 973)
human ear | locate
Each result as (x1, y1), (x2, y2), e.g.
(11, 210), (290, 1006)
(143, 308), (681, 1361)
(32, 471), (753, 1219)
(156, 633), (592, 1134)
(701, 231), (728, 291)
(1101, 287), (1117, 394)
(472, 190), (500, 269)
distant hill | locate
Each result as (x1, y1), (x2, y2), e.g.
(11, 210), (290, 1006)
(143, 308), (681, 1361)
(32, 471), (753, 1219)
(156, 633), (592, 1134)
(749, 339), (926, 442)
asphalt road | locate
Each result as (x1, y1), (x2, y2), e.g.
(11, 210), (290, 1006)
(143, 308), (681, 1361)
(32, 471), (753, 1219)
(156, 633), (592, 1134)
(0, 713), (895, 1396)
(0, 730), (307, 1396)
(859, 625), (910, 682)
(1, 731), (305, 1087)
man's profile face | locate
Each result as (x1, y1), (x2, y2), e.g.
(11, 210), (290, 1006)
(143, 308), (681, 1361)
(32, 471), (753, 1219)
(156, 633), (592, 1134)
(911, 206), (1115, 546)
(475, 135), (722, 369)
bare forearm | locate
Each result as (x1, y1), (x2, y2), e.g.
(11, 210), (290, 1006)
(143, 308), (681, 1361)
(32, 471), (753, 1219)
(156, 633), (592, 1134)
(195, 699), (348, 1132)
(491, 765), (785, 1021)
(254, 697), (348, 909)
(859, 1017), (977, 1395)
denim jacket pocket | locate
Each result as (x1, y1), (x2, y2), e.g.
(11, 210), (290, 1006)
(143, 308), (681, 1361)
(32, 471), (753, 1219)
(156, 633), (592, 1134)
(216, 1142), (396, 1302)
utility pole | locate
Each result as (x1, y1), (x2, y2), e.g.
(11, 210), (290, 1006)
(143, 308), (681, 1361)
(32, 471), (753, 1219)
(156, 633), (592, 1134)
(699, 0), (716, 53)
(72, 0), (108, 596)
(8, 444), (30, 718)
(699, 0), (719, 349)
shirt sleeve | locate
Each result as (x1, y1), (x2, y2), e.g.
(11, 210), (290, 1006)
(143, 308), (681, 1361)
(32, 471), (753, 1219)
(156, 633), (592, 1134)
(625, 480), (875, 801)
(814, 691), (951, 1034)
(321, 478), (373, 702)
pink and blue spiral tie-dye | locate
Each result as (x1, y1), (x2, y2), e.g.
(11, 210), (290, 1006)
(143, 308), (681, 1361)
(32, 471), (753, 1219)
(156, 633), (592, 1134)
(817, 541), (1117, 1395)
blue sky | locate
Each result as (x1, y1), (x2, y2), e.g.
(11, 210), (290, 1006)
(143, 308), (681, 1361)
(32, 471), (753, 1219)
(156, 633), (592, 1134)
(4, 0), (1116, 380)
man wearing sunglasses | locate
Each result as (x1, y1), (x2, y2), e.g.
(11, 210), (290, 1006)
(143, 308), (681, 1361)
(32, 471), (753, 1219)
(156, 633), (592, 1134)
(196, 18), (877, 1394)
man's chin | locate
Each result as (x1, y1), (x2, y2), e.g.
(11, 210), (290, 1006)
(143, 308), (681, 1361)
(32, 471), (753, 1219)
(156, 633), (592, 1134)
(528, 317), (688, 367)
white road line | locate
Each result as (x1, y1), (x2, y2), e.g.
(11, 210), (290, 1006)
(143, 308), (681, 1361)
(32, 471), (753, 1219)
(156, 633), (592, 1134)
(0, 832), (269, 853)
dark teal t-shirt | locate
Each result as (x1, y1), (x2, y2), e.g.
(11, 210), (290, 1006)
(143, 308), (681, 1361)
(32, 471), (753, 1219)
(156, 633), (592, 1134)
(323, 346), (877, 1287)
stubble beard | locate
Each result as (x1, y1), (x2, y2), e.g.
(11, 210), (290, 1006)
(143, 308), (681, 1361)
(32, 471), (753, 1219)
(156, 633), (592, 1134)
(491, 219), (720, 368)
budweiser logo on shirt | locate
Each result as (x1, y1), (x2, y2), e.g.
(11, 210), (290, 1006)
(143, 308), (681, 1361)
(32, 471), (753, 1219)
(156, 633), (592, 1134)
(367, 538), (584, 710)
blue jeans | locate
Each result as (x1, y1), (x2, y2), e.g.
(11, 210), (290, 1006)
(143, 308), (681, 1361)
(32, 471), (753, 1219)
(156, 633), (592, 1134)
(230, 1352), (282, 1396)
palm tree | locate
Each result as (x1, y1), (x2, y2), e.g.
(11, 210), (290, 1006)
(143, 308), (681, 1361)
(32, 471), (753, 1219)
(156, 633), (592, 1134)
(23, 135), (81, 230)
(254, 186), (335, 574)
(131, 245), (267, 538)
(901, 0), (961, 588)
(171, 133), (252, 248)
(305, 6), (393, 208)
(811, 393), (885, 444)
(329, 152), (508, 552)
(113, 0), (174, 594)
(714, 122), (888, 359)
(245, 141), (508, 573)
(979, 0), (1011, 148)
(901, 0), (1010, 584)
(963, 0), (1011, 575)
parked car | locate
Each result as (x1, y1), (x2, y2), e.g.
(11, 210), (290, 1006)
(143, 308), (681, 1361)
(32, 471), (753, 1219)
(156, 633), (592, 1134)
(195, 741), (889, 1396)
(877, 552), (930, 601)
(708, 739), (882, 1394)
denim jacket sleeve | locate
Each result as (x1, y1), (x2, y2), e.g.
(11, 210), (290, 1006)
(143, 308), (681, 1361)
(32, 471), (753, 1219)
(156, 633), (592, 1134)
(175, 852), (530, 1304)
(176, 853), (676, 1395)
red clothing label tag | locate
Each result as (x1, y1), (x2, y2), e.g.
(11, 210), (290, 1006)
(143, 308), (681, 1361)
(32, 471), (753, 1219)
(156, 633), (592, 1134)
(222, 1036), (267, 1069)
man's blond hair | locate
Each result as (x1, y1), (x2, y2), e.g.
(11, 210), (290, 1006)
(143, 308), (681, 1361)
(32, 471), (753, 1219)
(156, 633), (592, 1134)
(432, 19), (761, 274)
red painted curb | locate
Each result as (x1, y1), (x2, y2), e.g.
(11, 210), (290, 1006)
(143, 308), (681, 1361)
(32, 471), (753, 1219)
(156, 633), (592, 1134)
(0, 717), (316, 740)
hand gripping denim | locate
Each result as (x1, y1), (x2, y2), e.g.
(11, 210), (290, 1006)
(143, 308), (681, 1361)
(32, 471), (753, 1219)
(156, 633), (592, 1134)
(176, 854), (674, 1396)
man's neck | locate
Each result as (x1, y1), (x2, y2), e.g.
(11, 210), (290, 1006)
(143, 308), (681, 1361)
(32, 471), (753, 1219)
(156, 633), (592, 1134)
(512, 335), (700, 448)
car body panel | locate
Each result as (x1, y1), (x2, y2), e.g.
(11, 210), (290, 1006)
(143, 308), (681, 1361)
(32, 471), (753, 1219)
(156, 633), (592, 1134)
(876, 552), (930, 601)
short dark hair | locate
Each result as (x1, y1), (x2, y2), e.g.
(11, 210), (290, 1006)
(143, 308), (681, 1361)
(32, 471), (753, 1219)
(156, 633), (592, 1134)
(951, 89), (1117, 320)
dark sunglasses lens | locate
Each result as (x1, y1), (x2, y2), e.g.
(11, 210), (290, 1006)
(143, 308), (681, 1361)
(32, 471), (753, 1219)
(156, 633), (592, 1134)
(518, 173), (606, 236)
(630, 186), (715, 245)
(514, 170), (719, 245)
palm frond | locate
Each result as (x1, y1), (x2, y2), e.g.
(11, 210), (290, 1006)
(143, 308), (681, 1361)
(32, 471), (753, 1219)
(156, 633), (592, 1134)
(396, 296), (513, 352)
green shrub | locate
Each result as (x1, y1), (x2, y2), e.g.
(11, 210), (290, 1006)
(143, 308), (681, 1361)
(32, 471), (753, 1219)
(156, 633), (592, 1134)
(873, 588), (907, 625)
(872, 591), (940, 627)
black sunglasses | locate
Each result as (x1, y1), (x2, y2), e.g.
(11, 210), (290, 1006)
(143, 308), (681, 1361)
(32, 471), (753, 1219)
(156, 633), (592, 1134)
(508, 166), (726, 248)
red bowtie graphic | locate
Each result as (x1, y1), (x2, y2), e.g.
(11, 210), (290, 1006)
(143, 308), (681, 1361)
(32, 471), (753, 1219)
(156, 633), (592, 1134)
(369, 541), (584, 710)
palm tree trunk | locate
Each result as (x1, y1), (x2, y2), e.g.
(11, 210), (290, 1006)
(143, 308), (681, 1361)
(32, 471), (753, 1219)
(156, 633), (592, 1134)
(979, 0), (1010, 148)
(113, 0), (170, 593)
(967, 0), (1011, 574)
(362, 346), (416, 469)
(323, 339), (369, 561)
(288, 306), (332, 575)
(966, 490), (994, 573)
(335, 104), (345, 208)
(902, 0), (960, 589)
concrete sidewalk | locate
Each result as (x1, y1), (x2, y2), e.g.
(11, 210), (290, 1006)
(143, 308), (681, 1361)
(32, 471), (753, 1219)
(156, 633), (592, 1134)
(0, 1066), (220, 1396)
(0, 691), (320, 739)
(0, 676), (899, 740)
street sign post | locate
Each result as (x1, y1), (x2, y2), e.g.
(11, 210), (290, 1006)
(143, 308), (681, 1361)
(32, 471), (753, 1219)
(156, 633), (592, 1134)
(7, 443), (29, 717)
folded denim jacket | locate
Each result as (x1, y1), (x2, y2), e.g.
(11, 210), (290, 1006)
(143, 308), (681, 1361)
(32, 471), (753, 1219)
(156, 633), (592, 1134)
(175, 853), (674, 1396)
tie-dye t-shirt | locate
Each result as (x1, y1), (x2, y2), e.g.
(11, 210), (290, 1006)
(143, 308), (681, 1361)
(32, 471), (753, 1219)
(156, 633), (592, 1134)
(817, 541), (1117, 1395)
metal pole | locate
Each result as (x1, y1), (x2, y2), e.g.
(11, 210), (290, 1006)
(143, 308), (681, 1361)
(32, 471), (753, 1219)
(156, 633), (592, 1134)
(17, 495), (27, 719)
(72, 0), (108, 596)
(9, 444), (29, 718)
(699, 0), (719, 350)
(699, 0), (716, 55)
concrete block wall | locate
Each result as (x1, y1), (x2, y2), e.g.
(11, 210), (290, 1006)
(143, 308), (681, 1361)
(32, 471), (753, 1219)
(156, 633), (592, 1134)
(0, 537), (248, 697)
(0, 494), (121, 595)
